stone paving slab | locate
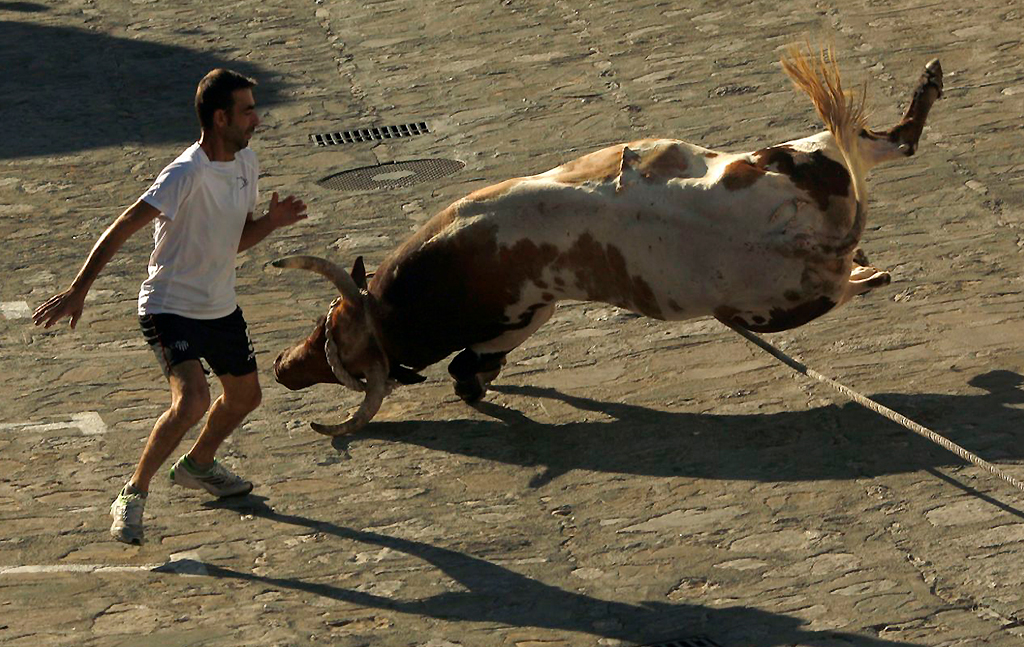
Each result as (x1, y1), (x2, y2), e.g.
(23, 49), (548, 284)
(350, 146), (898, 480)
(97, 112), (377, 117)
(2, 0), (1024, 645)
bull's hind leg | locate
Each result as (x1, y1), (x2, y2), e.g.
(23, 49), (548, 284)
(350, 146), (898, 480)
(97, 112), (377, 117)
(840, 252), (891, 305)
(448, 304), (555, 403)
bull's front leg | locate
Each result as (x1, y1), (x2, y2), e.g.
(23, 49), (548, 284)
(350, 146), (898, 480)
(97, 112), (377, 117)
(448, 350), (508, 403)
(448, 302), (556, 403)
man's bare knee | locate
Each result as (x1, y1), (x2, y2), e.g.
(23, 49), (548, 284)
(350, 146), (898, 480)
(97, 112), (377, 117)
(173, 384), (211, 425)
(230, 384), (261, 414)
(217, 372), (262, 416)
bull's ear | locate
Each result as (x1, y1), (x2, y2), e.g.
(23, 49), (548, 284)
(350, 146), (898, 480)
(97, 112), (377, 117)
(351, 256), (367, 290)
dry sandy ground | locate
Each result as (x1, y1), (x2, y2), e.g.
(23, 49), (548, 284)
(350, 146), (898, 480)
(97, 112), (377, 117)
(1, 0), (1024, 645)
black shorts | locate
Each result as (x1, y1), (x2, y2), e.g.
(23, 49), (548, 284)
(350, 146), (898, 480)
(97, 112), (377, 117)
(139, 307), (257, 377)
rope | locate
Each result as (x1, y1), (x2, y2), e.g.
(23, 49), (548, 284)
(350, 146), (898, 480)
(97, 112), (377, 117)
(722, 321), (1024, 494)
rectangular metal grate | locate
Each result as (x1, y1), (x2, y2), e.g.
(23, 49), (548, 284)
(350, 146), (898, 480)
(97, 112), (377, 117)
(641, 638), (722, 647)
(310, 122), (430, 146)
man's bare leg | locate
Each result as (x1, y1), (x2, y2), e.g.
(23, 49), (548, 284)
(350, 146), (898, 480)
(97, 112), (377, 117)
(111, 360), (209, 544)
(167, 370), (261, 498)
(129, 360), (211, 493)
(186, 370), (262, 466)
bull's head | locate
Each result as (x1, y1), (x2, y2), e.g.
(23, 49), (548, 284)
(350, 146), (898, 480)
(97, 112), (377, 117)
(271, 255), (390, 436)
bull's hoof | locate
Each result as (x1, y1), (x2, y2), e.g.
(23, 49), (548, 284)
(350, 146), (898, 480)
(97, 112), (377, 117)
(868, 272), (892, 288)
(453, 377), (486, 403)
(923, 59), (943, 98)
(850, 264), (891, 288)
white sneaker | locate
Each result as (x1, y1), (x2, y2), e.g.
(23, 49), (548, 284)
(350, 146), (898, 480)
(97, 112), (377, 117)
(169, 456), (253, 498)
(110, 485), (146, 545)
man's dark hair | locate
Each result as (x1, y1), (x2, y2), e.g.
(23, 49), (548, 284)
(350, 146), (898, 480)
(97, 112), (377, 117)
(195, 69), (257, 130)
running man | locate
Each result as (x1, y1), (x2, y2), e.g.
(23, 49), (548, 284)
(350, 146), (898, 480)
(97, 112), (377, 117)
(33, 69), (307, 545)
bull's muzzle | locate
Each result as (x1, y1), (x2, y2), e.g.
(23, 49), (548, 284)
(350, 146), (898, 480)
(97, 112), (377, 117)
(272, 341), (329, 391)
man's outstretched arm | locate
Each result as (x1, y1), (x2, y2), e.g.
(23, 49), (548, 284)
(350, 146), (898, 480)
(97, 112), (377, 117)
(33, 199), (160, 329)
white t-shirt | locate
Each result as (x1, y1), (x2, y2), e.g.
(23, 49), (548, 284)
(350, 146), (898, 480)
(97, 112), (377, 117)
(137, 143), (258, 319)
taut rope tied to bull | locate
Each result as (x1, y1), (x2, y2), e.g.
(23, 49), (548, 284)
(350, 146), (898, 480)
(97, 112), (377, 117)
(723, 321), (1024, 495)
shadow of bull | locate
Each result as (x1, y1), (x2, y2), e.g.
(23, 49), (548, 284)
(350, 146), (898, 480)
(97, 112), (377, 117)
(313, 370), (1024, 491)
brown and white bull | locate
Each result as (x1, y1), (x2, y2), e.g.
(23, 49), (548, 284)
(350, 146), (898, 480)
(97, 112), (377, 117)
(271, 47), (942, 436)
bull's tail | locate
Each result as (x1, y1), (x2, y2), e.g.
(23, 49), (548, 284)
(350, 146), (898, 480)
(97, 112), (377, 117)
(781, 44), (868, 256)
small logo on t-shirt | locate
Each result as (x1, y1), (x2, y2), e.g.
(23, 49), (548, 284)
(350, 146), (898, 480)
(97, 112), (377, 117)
(237, 176), (249, 190)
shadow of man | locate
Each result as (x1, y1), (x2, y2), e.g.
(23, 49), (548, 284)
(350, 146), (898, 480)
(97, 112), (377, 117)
(0, 2), (47, 12)
(171, 374), (1024, 645)
(187, 497), (924, 647)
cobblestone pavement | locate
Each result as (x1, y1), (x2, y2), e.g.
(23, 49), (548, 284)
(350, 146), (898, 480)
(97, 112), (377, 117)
(2, 0), (1024, 645)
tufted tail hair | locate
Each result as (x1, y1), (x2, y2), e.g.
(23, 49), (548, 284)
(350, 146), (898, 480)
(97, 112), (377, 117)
(781, 43), (869, 256)
(780, 43), (869, 158)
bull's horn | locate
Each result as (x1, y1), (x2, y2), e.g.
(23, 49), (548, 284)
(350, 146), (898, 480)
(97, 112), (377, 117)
(271, 255), (363, 304)
(309, 362), (389, 436)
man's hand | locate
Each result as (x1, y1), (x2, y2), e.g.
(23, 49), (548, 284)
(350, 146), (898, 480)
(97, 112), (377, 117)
(238, 193), (309, 252)
(33, 287), (88, 329)
(266, 192), (307, 229)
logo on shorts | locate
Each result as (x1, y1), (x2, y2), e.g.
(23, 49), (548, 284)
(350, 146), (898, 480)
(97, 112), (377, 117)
(173, 340), (189, 352)
(238, 176), (249, 190)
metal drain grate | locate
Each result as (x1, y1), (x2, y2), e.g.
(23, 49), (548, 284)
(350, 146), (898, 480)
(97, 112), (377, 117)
(317, 159), (465, 192)
(641, 638), (722, 647)
(310, 122), (430, 146)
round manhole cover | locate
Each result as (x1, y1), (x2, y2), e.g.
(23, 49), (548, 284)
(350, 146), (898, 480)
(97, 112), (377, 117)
(317, 158), (464, 191)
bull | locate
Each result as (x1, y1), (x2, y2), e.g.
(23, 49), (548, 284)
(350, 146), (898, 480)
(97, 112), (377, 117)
(271, 47), (942, 436)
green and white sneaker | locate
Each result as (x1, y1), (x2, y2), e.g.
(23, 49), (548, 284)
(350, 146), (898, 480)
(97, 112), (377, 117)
(110, 485), (146, 545)
(169, 455), (253, 498)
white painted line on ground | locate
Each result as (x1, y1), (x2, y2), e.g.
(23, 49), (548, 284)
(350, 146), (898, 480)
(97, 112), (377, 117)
(71, 411), (107, 435)
(1, 552), (209, 577)
(161, 556), (210, 576)
(0, 564), (163, 574)
(0, 412), (107, 435)
(0, 301), (31, 319)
